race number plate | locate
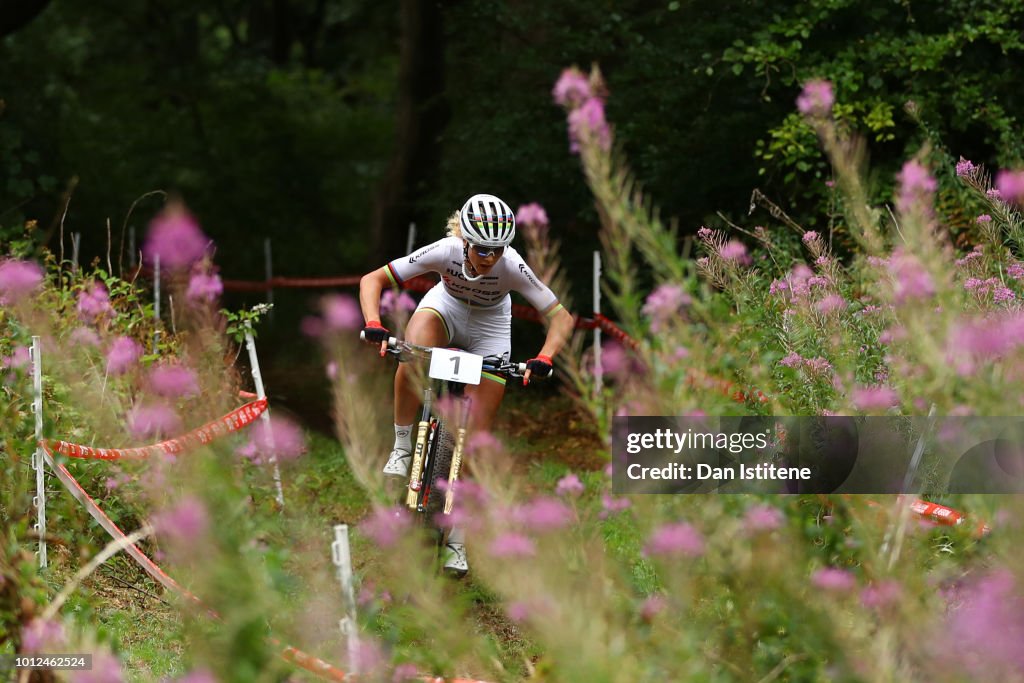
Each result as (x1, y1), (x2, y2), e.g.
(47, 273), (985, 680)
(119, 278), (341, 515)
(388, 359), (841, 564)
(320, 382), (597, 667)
(429, 348), (483, 385)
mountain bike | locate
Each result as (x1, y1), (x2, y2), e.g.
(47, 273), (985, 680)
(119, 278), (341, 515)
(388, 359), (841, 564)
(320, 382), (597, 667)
(362, 334), (530, 572)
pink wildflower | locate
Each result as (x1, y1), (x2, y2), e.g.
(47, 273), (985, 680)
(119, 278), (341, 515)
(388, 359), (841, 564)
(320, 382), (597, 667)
(955, 157), (976, 177)
(76, 652), (125, 683)
(516, 203), (550, 233)
(600, 493), (631, 518)
(379, 289), (417, 317)
(392, 663), (420, 682)
(555, 472), (585, 497)
(976, 214), (992, 224)
(513, 496), (574, 532)
(106, 336), (143, 375)
(803, 357), (833, 375)
(895, 160), (937, 215)
(996, 169), (1024, 204)
(994, 287), (1016, 303)
(779, 352), (803, 368)
(1, 345), (30, 370)
(939, 569), (1024, 676)
(744, 504), (784, 532)
(0, 258), (44, 304)
(507, 601), (532, 623)
(890, 249), (935, 303)
(176, 670), (217, 683)
(719, 240), (750, 264)
(642, 283), (691, 332)
(360, 506), (412, 547)
(128, 403), (182, 440)
(301, 315), (325, 337)
(852, 386), (898, 411)
(489, 532), (536, 558)
(811, 567), (856, 592)
(796, 79), (834, 116)
(802, 231), (820, 244)
(816, 294), (847, 313)
(247, 415), (307, 461)
(69, 327), (101, 347)
(568, 97), (611, 153)
(987, 187), (1004, 201)
(644, 522), (705, 558)
(21, 617), (65, 652)
(143, 206), (211, 270)
(697, 226), (714, 241)
(1008, 263), (1024, 280)
(153, 496), (208, 544)
(77, 281), (114, 323)
(186, 271), (223, 304)
(769, 279), (789, 296)
(640, 594), (667, 621)
(861, 580), (903, 609)
(465, 430), (503, 456)
(148, 363), (200, 398)
(551, 67), (591, 106)
(322, 294), (362, 330)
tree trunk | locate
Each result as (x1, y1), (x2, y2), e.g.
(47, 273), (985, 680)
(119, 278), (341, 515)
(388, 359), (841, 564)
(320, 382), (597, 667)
(370, 0), (448, 263)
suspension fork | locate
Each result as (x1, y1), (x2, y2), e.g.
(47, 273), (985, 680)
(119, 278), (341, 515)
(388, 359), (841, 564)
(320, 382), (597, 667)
(406, 386), (433, 509)
(444, 395), (472, 515)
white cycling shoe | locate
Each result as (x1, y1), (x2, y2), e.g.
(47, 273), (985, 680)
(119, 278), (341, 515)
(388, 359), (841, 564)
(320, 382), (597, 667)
(442, 542), (469, 577)
(382, 449), (411, 478)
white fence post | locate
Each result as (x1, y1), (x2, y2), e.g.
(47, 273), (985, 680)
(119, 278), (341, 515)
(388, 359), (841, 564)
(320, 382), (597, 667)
(593, 250), (603, 399)
(153, 254), (161, 353)
(244, 325), (285, 508)
(31, 336), (47, 569)
(71, 232), (81, 273)
(332, 524), (360, 674)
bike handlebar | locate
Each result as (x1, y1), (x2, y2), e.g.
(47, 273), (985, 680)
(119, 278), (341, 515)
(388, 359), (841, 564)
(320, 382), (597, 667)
(361, 332), (531, 379)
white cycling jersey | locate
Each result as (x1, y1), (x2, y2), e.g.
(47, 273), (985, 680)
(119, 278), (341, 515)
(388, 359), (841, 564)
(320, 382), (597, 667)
(385, 236), (559, 312)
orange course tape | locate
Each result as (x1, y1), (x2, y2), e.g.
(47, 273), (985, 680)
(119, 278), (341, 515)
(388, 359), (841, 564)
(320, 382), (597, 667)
(45, 399), (268, 460)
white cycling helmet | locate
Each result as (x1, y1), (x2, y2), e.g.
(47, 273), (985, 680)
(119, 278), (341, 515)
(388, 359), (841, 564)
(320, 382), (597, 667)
(459, 194), (516, 247)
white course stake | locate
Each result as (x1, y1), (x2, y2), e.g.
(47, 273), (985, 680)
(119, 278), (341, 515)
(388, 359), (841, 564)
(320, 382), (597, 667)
(593, 250), (603, 399)
(332, 524), (360, 674)
(71, 232), (81, 273)
(31, 336), (47, 569)
(153, 254), (161, 353)
(406, 222), (417, 255)
(244, 324), (285, 507)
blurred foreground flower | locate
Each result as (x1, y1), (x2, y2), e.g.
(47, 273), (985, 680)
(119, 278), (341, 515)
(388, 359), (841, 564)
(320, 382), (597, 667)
(552, 67), (591, 106)
(939, 569), (1024, 677)
(0, 258), (43, 304)
(77, 282), (114, 323)
(360, 506), (412, 547)
(153, 496), (209, 544)
(322, 294), (362, 330)
(244, 415), (307, 462)
(21, 617), (65, 652)
(186, 270), (223, 304)
(148, 363), (200, 398)
(996, 169), (1024, 204)
(796, 79), (834, 117)
(489, 532), (536, 558)
(644, 522), (705, 558)
(106, 336), (143, 375)
(555, 472), (585, 497)
(811, 567), (856, 593)
(380, 289), (416, 316)
(744, 504), (784, 532)
(144, 205), (211, 270)
(128, 403), (182, 440)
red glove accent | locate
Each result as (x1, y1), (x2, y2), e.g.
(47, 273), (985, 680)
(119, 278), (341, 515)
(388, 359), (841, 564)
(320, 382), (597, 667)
(524, 354), (554, 385)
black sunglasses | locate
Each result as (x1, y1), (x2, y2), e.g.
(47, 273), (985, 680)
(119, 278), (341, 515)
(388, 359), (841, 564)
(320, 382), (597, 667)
(469, 243), (505, 258)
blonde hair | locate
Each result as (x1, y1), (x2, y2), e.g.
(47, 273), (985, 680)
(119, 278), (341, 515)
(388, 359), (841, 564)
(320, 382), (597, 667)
(445, 210), (463, 239)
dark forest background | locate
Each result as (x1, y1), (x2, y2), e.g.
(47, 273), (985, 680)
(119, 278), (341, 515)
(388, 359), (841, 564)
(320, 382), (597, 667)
(3, 0), (1023, 321)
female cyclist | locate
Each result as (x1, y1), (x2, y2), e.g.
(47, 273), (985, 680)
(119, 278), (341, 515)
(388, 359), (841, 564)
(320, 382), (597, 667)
(359, 193), (575, 575)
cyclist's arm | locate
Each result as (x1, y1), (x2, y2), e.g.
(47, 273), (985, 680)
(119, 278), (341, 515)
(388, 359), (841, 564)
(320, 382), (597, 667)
(359, 267), (391, 324)
(538, 302), (574, 359)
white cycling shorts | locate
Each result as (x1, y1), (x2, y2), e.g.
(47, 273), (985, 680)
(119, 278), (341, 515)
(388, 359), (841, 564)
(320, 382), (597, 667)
(415, 283), (512, 361)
